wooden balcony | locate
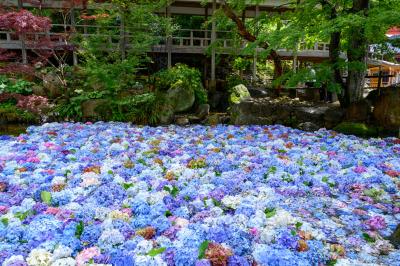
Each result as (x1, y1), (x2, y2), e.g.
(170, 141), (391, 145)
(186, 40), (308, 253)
(2, 0), (291, 14)
(0, 25), (332, 61)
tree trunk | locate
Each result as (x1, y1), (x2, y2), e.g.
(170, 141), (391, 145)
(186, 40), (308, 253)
(219, 0), (283, 91)
(329, 30), (348, 107)
(344, 0), (369, 107)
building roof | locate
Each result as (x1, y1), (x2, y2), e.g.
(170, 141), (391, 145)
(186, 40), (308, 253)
(387, 27), (400, 37)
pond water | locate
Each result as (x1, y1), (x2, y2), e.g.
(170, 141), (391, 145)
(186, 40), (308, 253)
(0, 124), (28, 136)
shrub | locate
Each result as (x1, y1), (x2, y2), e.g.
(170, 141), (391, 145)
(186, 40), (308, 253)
(153, 64), (208, 105)
(0, 101), (38, 123)
(0, 75), (33, 95)
(334, 122), (378, 137)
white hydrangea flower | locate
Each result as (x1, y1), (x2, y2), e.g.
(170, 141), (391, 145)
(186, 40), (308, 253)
(265, 209), (296, 227)
(221, 195), (242, 209)
(99, 229), (124, 249)
(95, 207), (111, 221)
(113, 174), (125, 184)
(80, 172), (100, 187)
(26, 248), (52, 266)
(335, 258), (377, 266)
(37, 153), (51, 163)
(50, 258), (76, 266)
(51, 245), (73, 261)
(134, 240), (154, 255)
(109, 143), (125, 151)
(259, 226), (277, 243)
(51, 176), (66, 185)
(2, 255), (25, 266)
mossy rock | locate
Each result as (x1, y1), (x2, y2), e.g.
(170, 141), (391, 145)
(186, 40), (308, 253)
(390, 224), (400, 249)
(333, 122), (378, 137)
(229, 84), (251, 105)
(0, 104), (38, 124)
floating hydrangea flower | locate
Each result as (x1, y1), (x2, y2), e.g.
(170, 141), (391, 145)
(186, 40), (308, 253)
(0, 123), (398, 265)
(366, 216), (387, 230)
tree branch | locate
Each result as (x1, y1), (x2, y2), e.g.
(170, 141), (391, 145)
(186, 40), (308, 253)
(218, 0), (283, 87)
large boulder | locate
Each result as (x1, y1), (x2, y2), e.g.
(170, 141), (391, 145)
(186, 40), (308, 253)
(165, 86), (195, 113)
(345, 100), (371, 122)
(298, 122), (319, 132)
(294, 106), (328, 124)
(324, 108), (345, 129)
(373, 88), (400, 130)
(81, 99), (108, 120)
(43, 72), (64, 98)
(229, 84), (251, 104)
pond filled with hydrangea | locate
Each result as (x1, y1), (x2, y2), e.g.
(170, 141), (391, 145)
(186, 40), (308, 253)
(0, 122), (399, 266)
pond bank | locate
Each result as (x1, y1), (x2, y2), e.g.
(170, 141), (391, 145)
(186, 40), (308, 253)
(0, 124), (29, 136)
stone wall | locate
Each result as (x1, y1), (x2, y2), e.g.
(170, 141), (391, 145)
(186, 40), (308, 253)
(231, 97), (344, 130)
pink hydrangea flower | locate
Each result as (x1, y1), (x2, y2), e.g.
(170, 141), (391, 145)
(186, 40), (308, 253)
(366, 216), (387, 230)
(27, 157), (40, 163)
(0, 206), (8, 214)
(76, 247), (101, 266)
(354, 165), (367, 174)
(45, 207), (60, 215)
(249, 227), (259, 237)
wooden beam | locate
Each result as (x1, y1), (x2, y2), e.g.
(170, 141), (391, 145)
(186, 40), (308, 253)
(252, 5), (259, 82)
(210, 0), (216, 88)
(167, 6), (172, 69)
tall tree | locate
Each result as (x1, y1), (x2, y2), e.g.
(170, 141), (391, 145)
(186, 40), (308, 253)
(280, 0), (400, 107)
(218, 0), (283, 84)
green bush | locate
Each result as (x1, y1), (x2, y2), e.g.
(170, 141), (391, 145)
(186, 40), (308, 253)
(334, 122), (378, 137)
(0, 75), (33, 95)
(153, 64), (208, 105)
(0, 102), (38, 123)
(102, 93), (163, 125)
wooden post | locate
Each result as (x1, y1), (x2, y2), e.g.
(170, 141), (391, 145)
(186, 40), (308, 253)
(17, 0), (27, 64)
(70, 8), (78, 65)
(210, 0), (216, 89)
(166, 6), (172, 69)
(204, 4), (208, 79)
(377, 65), (382, 96)
(252, 5), (259, 83)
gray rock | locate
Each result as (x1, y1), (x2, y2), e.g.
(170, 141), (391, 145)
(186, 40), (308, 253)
(373, 88), (400, 130)
(81, 99), (108, 119)
(159, 106), (174, 125)
(175, 116), (189, 126)
(345, 100), (371, 122)
(165, 86), (195, 113)
(32, 85), (46, 97)
(294, 106), (328, 123)
(196, 104), (210, 119)
(43, 72), (64, 98)
(298, 122), (320, 132)
(229, 84), (251, 104)
(324, 108), (345, 129)
(248, 87), (268, 98)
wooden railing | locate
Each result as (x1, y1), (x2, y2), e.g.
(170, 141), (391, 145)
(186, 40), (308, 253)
(0, 24), (332, 55)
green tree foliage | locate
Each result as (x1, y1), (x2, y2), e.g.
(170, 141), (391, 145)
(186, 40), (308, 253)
(281, 0), (400, 107)
(153, 64), (208, 105)
(78, 0), (172, 93)
(211, 0), (400, 107)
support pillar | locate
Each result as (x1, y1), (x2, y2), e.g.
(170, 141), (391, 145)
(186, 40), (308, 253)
(166, 6), (172, 69)
(210, 0), (216, 90)
(252, 5), (259, 83)
(18, 0), (27, 64)
(70, 8), (78, 66)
